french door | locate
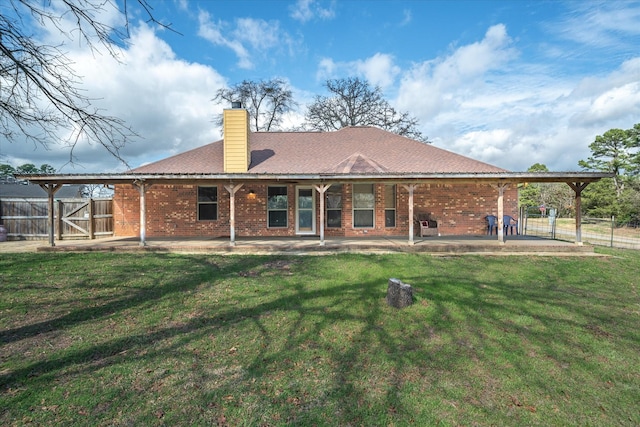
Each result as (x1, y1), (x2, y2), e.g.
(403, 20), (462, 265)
(296, 186), (315, 234)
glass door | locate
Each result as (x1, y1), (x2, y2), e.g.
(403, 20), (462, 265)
(296, 187), (315, 234)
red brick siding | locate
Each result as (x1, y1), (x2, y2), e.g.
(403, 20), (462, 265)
(113, 182), (518, 237)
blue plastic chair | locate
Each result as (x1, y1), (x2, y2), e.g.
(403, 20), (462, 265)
(486, 215), (498, 235)
(503, 215), (518, 235)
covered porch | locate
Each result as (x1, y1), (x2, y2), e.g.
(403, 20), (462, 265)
(16, 171), (613, 250)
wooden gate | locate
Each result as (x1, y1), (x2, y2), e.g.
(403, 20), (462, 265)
(0, 198), (113, 240)
(56, 199), (113, 239)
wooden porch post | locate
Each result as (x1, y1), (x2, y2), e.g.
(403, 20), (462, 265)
(133, 180), (151, 247)
(402, 184), (417, 245)
(491, 183), (508, 245)
(56, 200), (63, 241)
(567, 182), (589, 246)
(224, 184), (243, 246)
(314, 184), (331, 246)
(39, 183), (62, 247)
(88, 198), (95, 240)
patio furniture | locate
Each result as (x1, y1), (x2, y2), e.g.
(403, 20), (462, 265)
(416, 214), (439, 237)
(486, 215), (498, 235)
(503, 215), (518, 235)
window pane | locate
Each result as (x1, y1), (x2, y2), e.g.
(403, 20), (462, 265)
(327, 210), (341, 228)
(268, 186), (287, 197)
(385, 210), (395, 227)
(268, 211), (287, 228)
(353, 184), (374, 209)
(385, 185), (395, 209)
(198, 204), (217, 221)
(326, 193), (342, 209)
(299, 210), (312, 228)
(298, 189), (313, 209)
(354, 210), (374, 227)
(268, 186), (288, 210)
(198, 186), (217, 202)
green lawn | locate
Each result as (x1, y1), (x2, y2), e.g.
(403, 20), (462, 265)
(1, 250), (639, 426)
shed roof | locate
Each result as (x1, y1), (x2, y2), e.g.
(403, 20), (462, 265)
(0, 183), (84, 198)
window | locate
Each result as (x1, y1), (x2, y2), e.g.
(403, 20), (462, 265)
(326, 185), (342, 228)
(385, 184), (396, 227)
(197, 186), (218, 220)
(268, 186), (288, 228)
(353, 183), (374, 228)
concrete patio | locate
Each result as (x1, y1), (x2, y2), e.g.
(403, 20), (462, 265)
(1, 235), (598, 255)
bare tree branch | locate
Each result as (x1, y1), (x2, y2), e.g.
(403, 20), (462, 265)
(304, 77), (429, 142)
(212, 78), (297, 132)
(0, 0), (179, 166)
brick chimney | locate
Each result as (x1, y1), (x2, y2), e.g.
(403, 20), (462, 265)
(223, 102), (250, 173)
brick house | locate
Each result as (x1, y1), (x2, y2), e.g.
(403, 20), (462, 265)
(18, 105), (611, 247)
(113, 106), (518, 243)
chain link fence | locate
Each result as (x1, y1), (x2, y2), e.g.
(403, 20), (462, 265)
(521, 207), (640, 249)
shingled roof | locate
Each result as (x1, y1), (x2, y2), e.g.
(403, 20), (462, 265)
(131, 126), (507, 175)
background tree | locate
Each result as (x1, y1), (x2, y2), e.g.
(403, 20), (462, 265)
(578, 124), (640, 223)
(15, 164), (40, 175)
(519, 163), (574, 217)
(212, 79), (296, 132)
(578, 128), (634, 197)
(1, 0), (171, 164)
(0, 164), (16, 179)
(629, 123), (640, 175)
(39, 164), (56, 174)
(518, 163), (549, 209)
(14, 163), (55, 174)
(304, 77), (428, 142)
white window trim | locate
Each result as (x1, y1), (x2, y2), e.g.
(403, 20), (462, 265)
(197, 186), (218, 221)
(352, 183), (375, 229)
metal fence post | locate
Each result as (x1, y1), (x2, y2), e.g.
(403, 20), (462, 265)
(610, 216), (615, 248)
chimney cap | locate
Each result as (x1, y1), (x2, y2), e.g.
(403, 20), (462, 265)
(231, 101), (242, 109)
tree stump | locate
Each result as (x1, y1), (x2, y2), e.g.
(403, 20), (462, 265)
(386, 278), (413, 308)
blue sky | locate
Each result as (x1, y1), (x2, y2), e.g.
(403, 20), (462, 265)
(1, 0), (639, 173)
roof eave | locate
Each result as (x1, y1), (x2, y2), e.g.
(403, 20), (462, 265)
(14, 171), (614, 185)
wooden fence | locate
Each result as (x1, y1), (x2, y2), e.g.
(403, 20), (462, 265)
(0, 198), (113, 240)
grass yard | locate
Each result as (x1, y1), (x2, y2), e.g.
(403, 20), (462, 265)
(1, 249), (639, 426)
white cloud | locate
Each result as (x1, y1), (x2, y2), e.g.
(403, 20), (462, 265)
(355, 53), (400, 89)
(234, 18), (281, 50)
(197, 12), (295, 70)
(2, 23), (227, 172)
(315, 53), (400, 89)
(396, 24), (516, 119)
(390, 22), (640, 172)
(400, 9), (412, 26)
(290, 0), (336, 23)
(316, 57), (337, 80)
(551, 1), (640, 49)
(198, 11), (252, 69)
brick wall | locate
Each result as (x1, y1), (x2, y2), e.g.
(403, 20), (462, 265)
(113, 182), (518, 238)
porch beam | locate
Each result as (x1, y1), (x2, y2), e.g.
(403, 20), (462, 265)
(39, 183), (62, 247)
(314, 184), (331, 246)
(224, 183), (244, 246)
(133, 180), (151, 247)
(567, 182), (590, 246)
(402, 184), (418, 245)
